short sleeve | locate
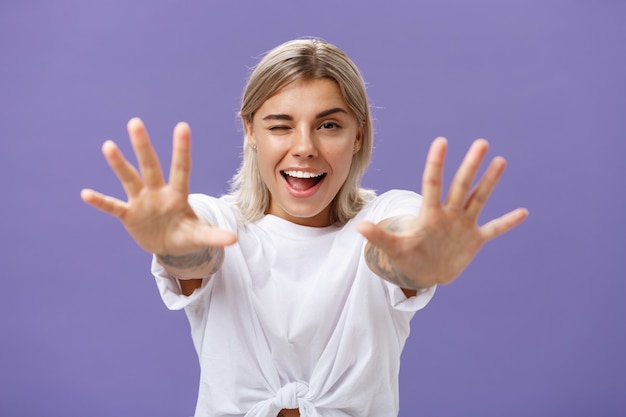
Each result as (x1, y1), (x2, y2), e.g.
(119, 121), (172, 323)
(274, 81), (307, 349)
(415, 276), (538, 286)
(151, 258), (213, 310)
(386, 282), (436, 312)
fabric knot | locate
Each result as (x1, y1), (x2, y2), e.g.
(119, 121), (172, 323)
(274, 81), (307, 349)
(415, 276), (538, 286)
(273, 381), (310, 409)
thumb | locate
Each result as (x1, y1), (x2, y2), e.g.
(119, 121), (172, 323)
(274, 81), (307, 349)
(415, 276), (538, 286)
(356, 220), (398, 253)
(191, 225), (238, 248)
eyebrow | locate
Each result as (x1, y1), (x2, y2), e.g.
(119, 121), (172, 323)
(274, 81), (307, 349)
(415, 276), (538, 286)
(262, 107), (349, 121)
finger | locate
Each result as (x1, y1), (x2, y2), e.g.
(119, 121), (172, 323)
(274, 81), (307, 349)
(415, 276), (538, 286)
(169, 122), (192, 194)
(446, 139), (489, 208)
(127, 117), (165, 188)
(480, 208), (529, 241)
(465, 156), (507, 219)
(191, 225), (238, 248)
(421, 137), (447, 208)
(102, 140), (143, 198)
(80, 188), (128, 218)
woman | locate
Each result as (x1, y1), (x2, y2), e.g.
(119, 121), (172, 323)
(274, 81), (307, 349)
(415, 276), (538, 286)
(81, 39), (528, 417)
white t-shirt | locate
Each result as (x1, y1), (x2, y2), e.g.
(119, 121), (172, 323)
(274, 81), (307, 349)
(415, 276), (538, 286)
(152, 190), (436, 417)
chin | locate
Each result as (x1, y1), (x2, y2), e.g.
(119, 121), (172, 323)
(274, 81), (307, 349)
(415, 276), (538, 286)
(282, 205), (331, 227)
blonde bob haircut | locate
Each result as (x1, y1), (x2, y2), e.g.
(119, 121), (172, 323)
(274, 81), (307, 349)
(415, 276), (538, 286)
(230, 38), (376, 226)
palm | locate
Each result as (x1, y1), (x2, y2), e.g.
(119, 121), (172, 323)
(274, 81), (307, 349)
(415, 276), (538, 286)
(359, 138), (528, 288)
(395, 203), (487, 285)
(120, 185), (201, 255)
(81, 118), (236, 256)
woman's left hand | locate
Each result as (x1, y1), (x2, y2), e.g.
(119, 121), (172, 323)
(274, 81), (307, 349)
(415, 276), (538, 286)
(357, 137), (528, 290)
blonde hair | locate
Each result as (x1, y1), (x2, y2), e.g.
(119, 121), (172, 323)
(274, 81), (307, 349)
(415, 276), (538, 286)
(230, 38), (375, 225)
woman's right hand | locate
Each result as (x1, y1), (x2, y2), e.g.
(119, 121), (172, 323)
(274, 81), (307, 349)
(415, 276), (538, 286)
(81, 118), (237, 273)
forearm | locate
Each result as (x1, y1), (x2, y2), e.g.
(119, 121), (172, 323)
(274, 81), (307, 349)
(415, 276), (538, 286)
(156, 247), (225, 296)
(364, 242), (434, 291)
(156, 246), (225, 281)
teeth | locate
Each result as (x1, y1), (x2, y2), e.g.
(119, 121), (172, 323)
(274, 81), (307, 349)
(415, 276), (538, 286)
(283, 170), (324, 179)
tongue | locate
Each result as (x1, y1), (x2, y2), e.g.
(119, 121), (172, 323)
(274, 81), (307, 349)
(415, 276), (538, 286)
(285, 176), (321, 191)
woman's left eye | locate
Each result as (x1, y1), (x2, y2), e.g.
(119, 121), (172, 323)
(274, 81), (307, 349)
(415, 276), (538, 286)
(320, 122), (340, 130)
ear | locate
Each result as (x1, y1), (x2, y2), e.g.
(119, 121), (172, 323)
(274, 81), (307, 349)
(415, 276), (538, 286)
(353, 125), (364, 153)
(244, 118), (256, 148)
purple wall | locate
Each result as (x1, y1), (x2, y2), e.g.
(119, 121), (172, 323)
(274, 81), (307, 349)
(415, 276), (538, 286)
(1, 1), (624, 416)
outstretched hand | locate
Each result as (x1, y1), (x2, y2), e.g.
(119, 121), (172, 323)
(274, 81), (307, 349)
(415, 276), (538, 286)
(81, 118), (237, 257)
(357, 137), (528, 289)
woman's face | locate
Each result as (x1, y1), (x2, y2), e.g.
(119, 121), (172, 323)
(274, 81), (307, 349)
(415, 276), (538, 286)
(246, 78), (362, 227)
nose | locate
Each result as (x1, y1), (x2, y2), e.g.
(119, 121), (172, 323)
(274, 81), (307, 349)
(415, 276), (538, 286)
(291, 128), (318, 158)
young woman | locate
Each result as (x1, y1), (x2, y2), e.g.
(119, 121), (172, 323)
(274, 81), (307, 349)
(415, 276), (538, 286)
(81, 39), (528, 417)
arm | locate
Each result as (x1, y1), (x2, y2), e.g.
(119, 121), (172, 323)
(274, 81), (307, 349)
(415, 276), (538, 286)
(362, 215), (423, 298)
(358, 137), (528, 295)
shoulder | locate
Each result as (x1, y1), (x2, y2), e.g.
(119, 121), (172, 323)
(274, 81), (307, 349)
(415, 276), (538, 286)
(375, 189), (422, 205)
(188, 193), (241, 229)
(357, 189), (423, 223)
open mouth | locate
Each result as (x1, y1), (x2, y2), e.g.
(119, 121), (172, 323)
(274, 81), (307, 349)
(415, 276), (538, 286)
(281, 170), (327, 191)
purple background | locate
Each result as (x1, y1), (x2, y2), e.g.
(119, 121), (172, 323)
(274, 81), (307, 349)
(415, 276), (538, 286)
(1, 1), (624, 416)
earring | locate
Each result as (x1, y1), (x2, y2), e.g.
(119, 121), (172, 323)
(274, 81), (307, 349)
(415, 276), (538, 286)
(252, 144), (257, 150)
